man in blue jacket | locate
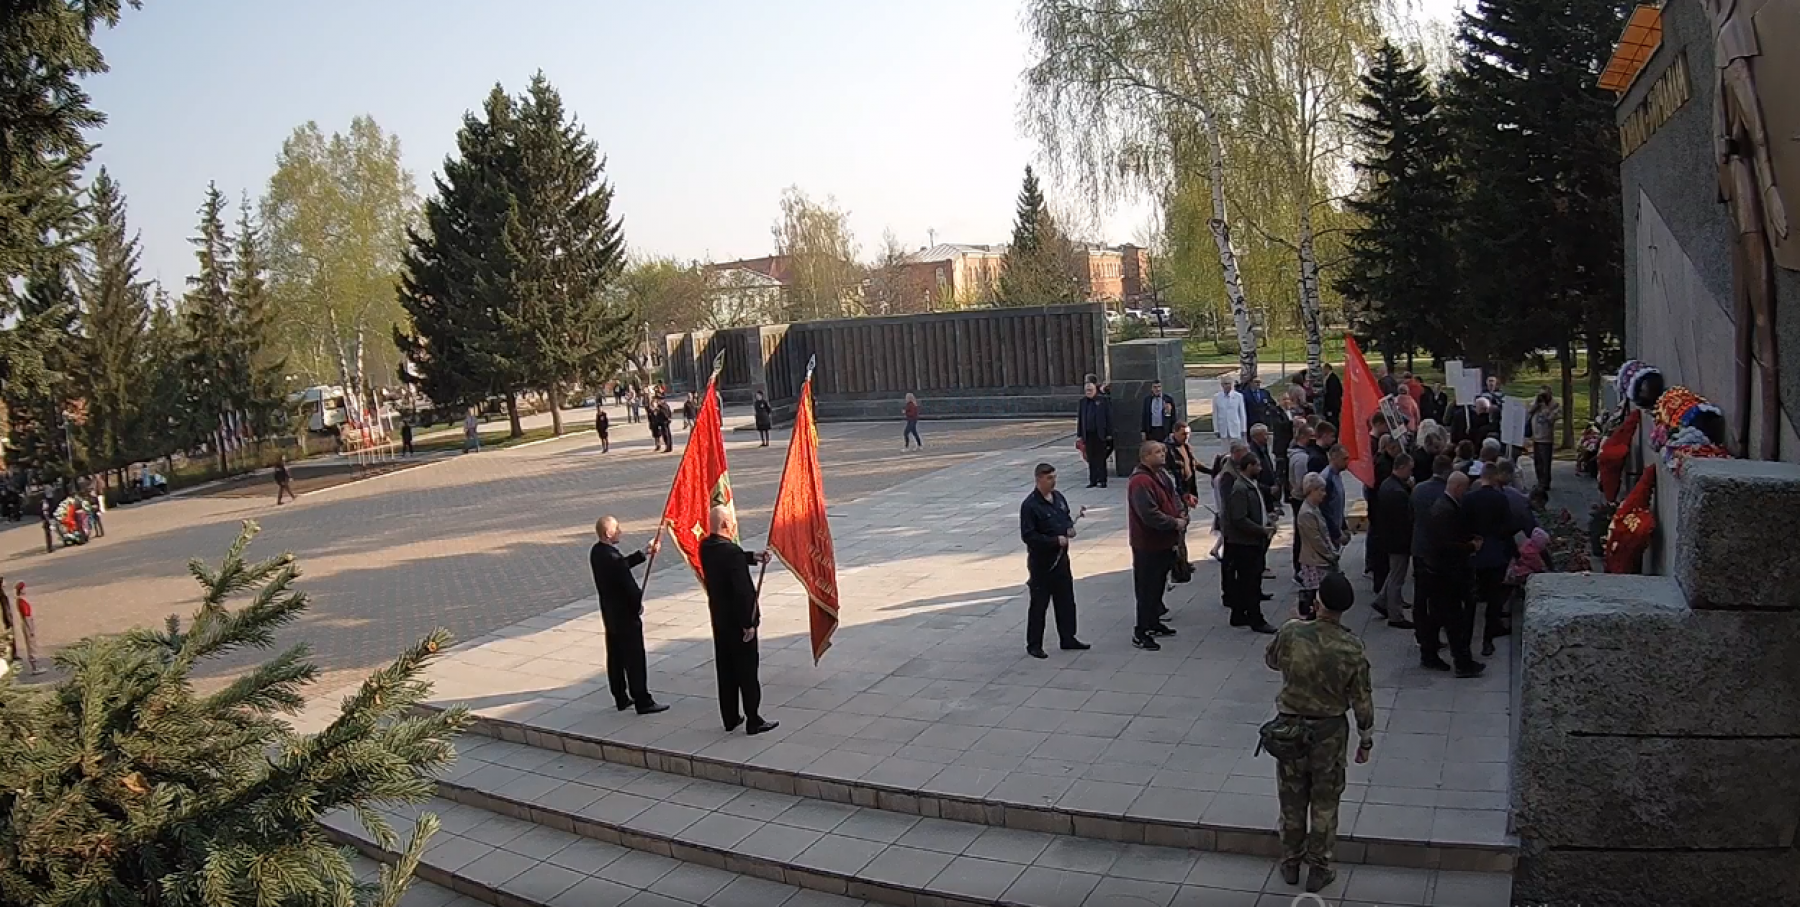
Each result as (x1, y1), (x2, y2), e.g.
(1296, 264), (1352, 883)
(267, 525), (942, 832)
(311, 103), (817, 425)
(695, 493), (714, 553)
(1020, 462), (1090, 658)
(1076, 382), (1113, 488)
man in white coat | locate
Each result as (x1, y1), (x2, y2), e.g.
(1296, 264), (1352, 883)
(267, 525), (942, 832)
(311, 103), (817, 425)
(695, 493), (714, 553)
(1213, 376), (1249, 441)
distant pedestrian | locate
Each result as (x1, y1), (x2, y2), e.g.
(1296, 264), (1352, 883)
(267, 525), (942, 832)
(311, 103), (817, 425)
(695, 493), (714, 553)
(590, 515), (666, 714)
(753, 391), (773, 447)
(595, 408), (610, 453)
(682, 393), (698, 431)
(1222, 451), (1275, 633)
(699, 505), (777, 736)
(626, 388), (641, 423)
(1372, 453), (1417, 627)
(1141, 379), (1178, 442)
(463, 410), (481, 453)
(274, 456), (295, 505)
(1265, 571), (1374, 894)
(401, 420), (414, 456)
(1213, 375), (1248, 441)
(655, 397), (675, 451)
(902, 393), (923, 449)
(8, 581), (41, 675)
(1020, 462), (1088, 658)
(1419, 471), (1485, 677)
(1528, 386), (1560, 490)
(39, 495), (54, 554)
(1077, 382), (1114, 488)
(1127, 441), (1185, 650)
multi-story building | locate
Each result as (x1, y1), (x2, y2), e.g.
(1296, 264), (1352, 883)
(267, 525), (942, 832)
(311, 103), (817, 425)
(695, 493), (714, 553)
(895, 243), (1006, 309)
(1078, 243), (1154, 306)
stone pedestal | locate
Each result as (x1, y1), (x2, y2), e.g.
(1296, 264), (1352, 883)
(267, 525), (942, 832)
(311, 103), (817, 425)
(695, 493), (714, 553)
(1106, 339), (1188, 478)
(1513, 459), (1800, 906)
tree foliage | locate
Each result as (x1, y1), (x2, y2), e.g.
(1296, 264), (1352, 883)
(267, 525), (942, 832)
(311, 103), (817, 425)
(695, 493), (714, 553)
(998, 166), (1083, 306)
(76, 167), (152, 477)
(1336, 42), (1459, 364)
(770, 187), (862, 321)
(398, 75), (636, 436)
(0, 522), (470, 907)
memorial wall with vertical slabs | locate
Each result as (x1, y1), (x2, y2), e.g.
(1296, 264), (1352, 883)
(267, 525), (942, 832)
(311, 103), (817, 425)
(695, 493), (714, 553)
(661, 304), (1108, 421)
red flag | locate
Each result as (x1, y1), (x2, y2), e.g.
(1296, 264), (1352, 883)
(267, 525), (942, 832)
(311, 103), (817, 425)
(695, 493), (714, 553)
(1340, 336), (1384, 488)
(768, 367), (839, 664)
(660, 367), (734, 582)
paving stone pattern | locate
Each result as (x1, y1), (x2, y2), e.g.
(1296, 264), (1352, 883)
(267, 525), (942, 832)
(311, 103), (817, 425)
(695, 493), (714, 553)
(399, 439), (1516, 867)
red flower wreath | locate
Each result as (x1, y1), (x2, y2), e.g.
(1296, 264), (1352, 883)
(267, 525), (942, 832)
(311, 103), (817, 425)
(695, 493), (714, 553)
(1604, 468), (1657, 574)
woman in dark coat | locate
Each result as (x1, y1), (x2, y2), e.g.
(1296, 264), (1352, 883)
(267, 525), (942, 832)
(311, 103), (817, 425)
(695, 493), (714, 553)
(753, 391), (774, 447)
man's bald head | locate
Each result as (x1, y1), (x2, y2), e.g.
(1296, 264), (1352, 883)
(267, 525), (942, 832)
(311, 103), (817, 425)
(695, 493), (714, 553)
(595, 515), (621, 541)
(1446, 471), (1472, 500)
(709, 504), (736, 536)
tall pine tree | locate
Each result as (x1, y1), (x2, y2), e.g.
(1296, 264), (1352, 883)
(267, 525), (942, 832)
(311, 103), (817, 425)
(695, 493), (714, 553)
(497, 74), (633, 435)
(397, 87), (524, 434)
(77, 167), (151, 487)
(183, 183), (239, 473)
(135, 288), (188, 470)
(998, 166), (1082, 307)
(1442, 0), (1627, 399)
(1336, 42), (1459, 370)
(3, 244), (82, 483)
(231, 195), (291, 441)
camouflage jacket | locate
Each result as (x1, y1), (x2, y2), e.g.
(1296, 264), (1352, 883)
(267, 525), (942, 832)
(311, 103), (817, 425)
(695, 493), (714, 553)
(1265, 618), (1375, 738)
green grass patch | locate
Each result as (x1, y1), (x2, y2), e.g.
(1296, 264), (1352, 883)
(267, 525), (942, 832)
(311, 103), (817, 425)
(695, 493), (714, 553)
(409, 425), (560, 454)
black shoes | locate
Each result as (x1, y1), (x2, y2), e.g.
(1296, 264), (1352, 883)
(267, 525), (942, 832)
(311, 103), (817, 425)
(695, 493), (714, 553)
(746, 719), (780, 736)
(1147, 624), (1176, 637)
(1421, 654), (1453, 671)
(1132, 633), (1161, 651)
(1060, 639), (1091, 651)
(1389, 618), (1416, 630)
(1259, 593), (1273, 601)
(724, 717), (743, 733)
(1455, 661), (1488, 679)
(1305, 865), (1337, 893)
(1026, 647), (1049, 659)
(1250, 623), (1277, 635)
(1481, 640), (1496, 657)
(636, 702), (669, 715)
(1281, 862), (1301, 886)
(616, 700), (634, 712)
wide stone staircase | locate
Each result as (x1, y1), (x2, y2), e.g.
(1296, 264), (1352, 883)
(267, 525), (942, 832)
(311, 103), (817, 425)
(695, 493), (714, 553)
(325, 708), (1515, 907)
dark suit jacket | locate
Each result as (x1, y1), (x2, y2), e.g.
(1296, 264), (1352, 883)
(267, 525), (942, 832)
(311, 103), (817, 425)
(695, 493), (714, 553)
(699, 534), (760, 635)
(1373, 475), (1414, 557)
(1140, 394), (1178, 434)
(1077, 396), (1112, 439)
(590, 541), (645, 614)
(1419, 494), (1474, 578)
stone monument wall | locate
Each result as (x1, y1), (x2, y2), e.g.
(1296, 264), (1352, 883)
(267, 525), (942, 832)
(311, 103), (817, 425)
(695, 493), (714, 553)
(663, 304), (1109, 422)
(1513, 458), (1800, 906)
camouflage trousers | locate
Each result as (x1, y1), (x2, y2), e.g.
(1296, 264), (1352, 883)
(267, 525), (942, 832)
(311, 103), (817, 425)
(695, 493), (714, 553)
(1276, 713), (1350, 869)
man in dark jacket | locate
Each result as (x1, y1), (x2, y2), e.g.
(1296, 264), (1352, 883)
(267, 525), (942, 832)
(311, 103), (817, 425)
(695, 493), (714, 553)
(1141, 379), (1178, 442)
(1373, 455), (1417, 629)
(1463, 458), (1522, 657)
(1417, 472), (1484, 677)
(1222, 453), (1275, 633)
(1020, 463), (1090, 658)
(1076, 382), (1114, 488)
(1127, 442), (1186, 650)
(1320, 365), (1344, 427)
(699, 506), (778, 735)
(590, 515), (667, 714)
(1409, 454), (1453, 663)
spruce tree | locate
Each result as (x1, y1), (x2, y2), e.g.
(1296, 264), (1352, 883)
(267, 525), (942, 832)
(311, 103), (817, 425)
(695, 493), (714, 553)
(182, 183), (240, 472)
(1441, 0), (1627, 376)
(396, 87), (523, 431)
(231, 195), (291, 441)
(77, 167), (152, 486)
(135, 289), (188, 469)
(497, 74), (634, 435)
(1336, 42), (1459, 366)
(999, 166), (1082, 307)
(3, 248), (82, 484)
(0, 522), (470, 907)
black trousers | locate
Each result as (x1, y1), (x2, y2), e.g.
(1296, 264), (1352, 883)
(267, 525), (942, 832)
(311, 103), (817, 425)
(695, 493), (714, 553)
(1026, 557), (1078, 649)
(600, 605), (651, 707)
(1145, 426), (1170, 443)
(712, 635), (763, 728)
(1371, 547), (1390, 598)
(1476, 567), (1510, 642)
(1289, 501), (1305, 575)
(1131, 547), (1175, 633)
(1082, 434), (1109, 486)
(657, 426), (674, 450)
(1418, 569), (1476, 665)
(1224, 542), (1268, 627)
(1533, 441), (1554, 489)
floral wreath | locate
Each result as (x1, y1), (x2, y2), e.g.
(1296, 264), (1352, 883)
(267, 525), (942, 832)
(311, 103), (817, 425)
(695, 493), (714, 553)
(1601, 360), (1734, 572)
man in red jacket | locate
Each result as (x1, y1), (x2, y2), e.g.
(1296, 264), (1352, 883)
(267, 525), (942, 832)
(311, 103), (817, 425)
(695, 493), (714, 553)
(1128, 440), (1187, 650)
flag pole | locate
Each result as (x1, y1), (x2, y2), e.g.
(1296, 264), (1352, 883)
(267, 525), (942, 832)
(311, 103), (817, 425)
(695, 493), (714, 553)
(640, 349), (728, 595)
(755, 355), (816, 599)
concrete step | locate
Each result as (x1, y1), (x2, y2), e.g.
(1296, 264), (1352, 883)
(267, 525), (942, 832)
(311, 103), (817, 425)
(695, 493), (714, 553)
(325, 794), (869, 907)
(418, 703), (1517, 875)
(399, 732), (1512, 907)
(344, 852), (486, 907)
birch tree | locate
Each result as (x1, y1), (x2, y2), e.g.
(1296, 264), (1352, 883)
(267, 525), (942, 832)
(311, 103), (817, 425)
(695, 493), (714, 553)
(1023, 0), (1259, 377)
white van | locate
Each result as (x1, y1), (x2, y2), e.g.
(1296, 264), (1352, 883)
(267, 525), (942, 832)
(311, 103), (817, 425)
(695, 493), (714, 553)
(290, 386), (349, 434)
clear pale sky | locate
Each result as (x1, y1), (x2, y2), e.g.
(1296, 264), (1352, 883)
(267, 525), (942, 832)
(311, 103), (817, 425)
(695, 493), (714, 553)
(88, 0), (1462, 291)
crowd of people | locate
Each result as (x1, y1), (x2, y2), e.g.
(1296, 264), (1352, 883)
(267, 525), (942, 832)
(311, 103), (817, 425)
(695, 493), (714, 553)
(1025, 364), (1559, 890)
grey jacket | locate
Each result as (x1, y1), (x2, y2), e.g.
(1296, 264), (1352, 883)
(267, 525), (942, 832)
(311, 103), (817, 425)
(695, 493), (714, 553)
(1222, 472), (1269, 545)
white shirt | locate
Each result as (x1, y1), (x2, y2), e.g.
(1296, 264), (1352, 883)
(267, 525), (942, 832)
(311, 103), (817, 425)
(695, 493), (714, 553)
(1213, 389), (1248, 440)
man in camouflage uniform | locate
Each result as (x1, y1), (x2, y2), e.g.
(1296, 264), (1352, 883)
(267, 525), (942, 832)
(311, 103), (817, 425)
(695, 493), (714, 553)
(1263, 570), (1375, 893)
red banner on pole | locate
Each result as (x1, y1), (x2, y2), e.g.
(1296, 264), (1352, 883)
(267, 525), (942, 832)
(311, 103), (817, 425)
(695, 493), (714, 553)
(660, 363), (734, 583)
(768, 368), (839, 664)
(1341, 335), (1384, 488)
